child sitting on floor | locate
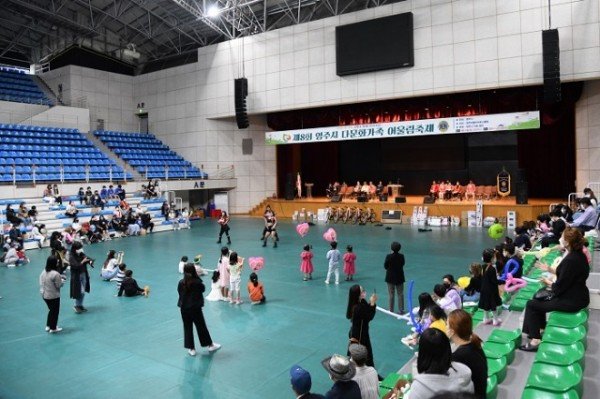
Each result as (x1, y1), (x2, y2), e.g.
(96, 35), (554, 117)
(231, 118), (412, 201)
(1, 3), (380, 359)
(111, 263), (127, 288)
(117, 269), (150, 297)
(247, 272), (266, 305)
(205, 270), (224, 302)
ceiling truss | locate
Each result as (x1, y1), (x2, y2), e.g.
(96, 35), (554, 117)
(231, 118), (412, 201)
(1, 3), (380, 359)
(0, 0), (403, 66)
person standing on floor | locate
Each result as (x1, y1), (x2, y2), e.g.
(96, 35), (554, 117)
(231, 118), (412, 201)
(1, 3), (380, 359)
(384, 241), (405, 314)
(325, 241), (341, 285)
(217, 211), (231, 244)
(177, 264), (221, 356)
(478, 248), (502, 326)
(69, 241), (94, 314)
(346, 284), (378, 368)
(39, 255), (65, 333)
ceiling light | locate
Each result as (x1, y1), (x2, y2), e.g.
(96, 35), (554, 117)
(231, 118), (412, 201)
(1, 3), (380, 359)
(207, 5), (221, 18)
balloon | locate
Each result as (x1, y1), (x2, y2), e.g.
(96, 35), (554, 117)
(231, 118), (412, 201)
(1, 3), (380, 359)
(248, 257), (264, 271)
(407, 280), (425, 335)
(323, 228), (337, 242)
(457, 276), (471, 289)
(296, 222), (309, 237)
(488, 223), (504, 239)
(504, 273), (527, 293)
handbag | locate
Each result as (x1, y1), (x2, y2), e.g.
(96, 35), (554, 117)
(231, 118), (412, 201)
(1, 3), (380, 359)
(534, 287), (554, 301)
(349, 308), (363, 345)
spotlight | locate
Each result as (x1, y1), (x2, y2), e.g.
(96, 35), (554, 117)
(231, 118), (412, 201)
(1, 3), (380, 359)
(207, 5), (221, 18)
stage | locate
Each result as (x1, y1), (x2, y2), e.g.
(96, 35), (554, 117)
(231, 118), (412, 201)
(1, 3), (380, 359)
(251, 196), (561, 224)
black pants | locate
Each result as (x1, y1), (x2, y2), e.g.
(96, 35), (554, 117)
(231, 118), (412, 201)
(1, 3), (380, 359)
(219, 225), (230, 239)
(181, 308), (213, 349)
(44, 297), (60, 330)
(522, 298), (582, 339)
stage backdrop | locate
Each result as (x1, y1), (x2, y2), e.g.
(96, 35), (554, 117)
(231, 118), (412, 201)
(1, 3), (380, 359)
(272, 85), (579, 198)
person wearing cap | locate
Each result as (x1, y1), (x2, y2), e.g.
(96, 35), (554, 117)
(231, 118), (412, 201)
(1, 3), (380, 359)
(321, 354), (361, 399)
(570, 197), (597, 232)
(289, 365), (324, 398)
(349, 344), (378, 399)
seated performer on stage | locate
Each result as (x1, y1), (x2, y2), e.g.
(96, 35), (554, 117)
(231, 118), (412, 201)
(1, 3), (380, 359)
(452, 181), (462, 200)
(353, 181), (361, 197)
(444, 180), (453, 200)
(465, 180), (476, 201)
(430, 180), (439, 198)
(376, 181), (384, 197)
(338, 182), (346, 197)
(326, 183), (334, 198)
(368, 181), (377, 200)
(438, 181), (446, 199)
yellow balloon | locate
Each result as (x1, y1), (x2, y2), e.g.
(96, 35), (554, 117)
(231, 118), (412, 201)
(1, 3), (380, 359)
(458, 276), (471, 289)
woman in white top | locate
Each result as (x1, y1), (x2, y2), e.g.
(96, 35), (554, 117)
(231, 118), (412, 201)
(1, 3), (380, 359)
(405, 328), (474, 399)
(39, 255), (65, 333)
(101, 250), (120, 280)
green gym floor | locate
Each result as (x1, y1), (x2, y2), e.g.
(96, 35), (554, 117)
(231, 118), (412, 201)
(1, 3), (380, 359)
(0, 218), (492, 399)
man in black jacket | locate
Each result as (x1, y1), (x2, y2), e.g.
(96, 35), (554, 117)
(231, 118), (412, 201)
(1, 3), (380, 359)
(384, 241), (406, 314)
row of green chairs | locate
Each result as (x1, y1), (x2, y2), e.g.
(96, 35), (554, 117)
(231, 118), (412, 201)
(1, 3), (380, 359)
(522, 309), (589, 398)
(483, 328), (521, 399)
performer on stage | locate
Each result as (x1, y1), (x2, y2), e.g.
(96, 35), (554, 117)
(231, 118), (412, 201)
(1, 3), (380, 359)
(444, 180), (453, 200)
(430, 180), (439, 198)
(452, 181), (461, 200)
(438, 181), (446, 199)
(465, 180), (476, 201)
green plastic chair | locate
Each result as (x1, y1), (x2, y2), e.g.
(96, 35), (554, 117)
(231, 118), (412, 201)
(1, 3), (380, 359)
(483, 341), (515, 364)
(543, 325), (587, 348)
(547, 310), (589, 329)
(525, 363), (583, 398)
(487, 356), (507, 384)
(509, 297), (528, 311)
(535, 341), (585, 370)
(463, 304), (478, 314)
(487, 328), (522, 350)
(486, 374), (498, 399)
(522, 388), (580, 399)
(472, 309), (485, 326)
(379, 373), (401, 390)
(528, 269), (544, 278)
(379, 386), (391, 399)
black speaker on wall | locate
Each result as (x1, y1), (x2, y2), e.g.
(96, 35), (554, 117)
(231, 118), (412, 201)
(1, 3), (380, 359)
(516, 182), (529, 205)
(542, 29), (561, 103)
(234, 78), (249, 129)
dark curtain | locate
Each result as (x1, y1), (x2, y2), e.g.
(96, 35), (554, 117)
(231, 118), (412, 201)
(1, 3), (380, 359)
(269, 83), (582, 199)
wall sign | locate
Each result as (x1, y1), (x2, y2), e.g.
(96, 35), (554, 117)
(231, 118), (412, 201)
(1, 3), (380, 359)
(265, 111), (540, 145)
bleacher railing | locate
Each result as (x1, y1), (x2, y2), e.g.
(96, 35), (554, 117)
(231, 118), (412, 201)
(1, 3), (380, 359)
(0, 109), (85, 129)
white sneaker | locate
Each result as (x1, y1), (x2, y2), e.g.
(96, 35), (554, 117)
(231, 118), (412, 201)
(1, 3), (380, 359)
(49, 327), (63, 333)
(45, 326), (50, 332)
(208, 343), (221, 352)
(335, 281), (339, 285)
(187, 349), (196, 356)
(324, 280), (330, 284)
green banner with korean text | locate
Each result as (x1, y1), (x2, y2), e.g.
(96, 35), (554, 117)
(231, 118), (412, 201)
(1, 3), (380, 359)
(265, 111), (540, 145)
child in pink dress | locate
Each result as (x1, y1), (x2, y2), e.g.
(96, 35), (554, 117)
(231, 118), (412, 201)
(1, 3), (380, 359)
(300, 245), (314, 281)
(343, 245), (356, 281)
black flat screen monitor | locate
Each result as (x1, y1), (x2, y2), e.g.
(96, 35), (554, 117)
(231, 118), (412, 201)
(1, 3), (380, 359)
(336, 12), (414, 76)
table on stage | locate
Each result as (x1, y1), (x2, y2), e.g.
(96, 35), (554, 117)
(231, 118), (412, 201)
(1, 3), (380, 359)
(388, 184), (404, 197)
(305, 183), (314, 199)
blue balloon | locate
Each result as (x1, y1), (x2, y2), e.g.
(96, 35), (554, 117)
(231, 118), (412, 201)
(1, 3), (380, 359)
(407, 280), (424, 335)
